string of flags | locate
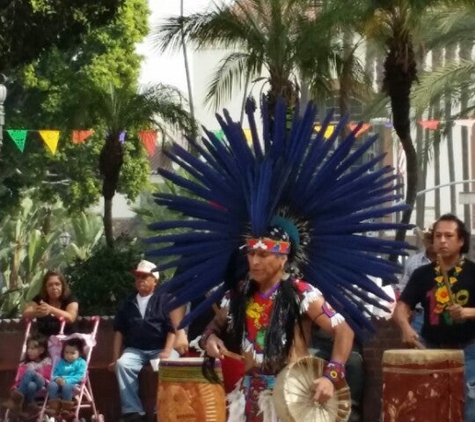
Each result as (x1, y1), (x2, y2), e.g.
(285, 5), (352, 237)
(2, 129), (160, 156)
(214, 123), (374, 143)
(5, 119), (473, 155)
(418, 119), (475, 130)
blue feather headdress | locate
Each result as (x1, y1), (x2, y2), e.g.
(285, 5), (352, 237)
(146, 98), (411, 338)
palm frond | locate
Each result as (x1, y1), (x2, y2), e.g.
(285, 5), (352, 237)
(412, 60), (475, 114)
(205, 52), (261, 110)
(423, 6), (475, 49)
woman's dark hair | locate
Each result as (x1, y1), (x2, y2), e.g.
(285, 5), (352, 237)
(434, 214), (470, 254)
(61, 337), (86, 359)
(23, 333), (49, 363)
(39, 270), (71, 302)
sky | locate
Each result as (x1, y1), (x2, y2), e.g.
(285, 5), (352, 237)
(137, 0), (217, 91)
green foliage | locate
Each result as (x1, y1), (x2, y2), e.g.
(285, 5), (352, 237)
(66, 212), (105, 262)
(155, 0), (335, 109)
(0, 198), (64, 317)
(0, 0), (123, 73)
(0, 196), (106, 318)
(1, 0), (151, 216)
(66, 240), (144, 316)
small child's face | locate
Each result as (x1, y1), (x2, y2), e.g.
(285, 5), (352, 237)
(63, 345), (80, 363)
(26, 341), (44, 361)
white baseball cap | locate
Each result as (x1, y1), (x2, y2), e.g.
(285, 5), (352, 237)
(131, 260), (159, 280)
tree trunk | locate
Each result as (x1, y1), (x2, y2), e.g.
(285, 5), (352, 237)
(103, 198), (114, 248)
(444, 46), (457, 214)
(382, 32), (418, 250)
(364, 44), (374, 88)
(415, 120), (425, 230)
(99, 132), (124, 248)
(338, 30), (354, 120)
(460, 41), (472, 229)
(432, 48), (442, 218)
(434, 130), (441, 218)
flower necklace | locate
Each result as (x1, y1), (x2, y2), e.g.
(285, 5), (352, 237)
(433, 259), (464, 314)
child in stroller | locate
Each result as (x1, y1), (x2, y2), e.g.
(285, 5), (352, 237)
(2, 316), (103, 422)
(45, 338), (86, 418)
(1, 334), (52, 417)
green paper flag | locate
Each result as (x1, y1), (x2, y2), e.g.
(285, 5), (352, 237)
(7, 130), (28, 152)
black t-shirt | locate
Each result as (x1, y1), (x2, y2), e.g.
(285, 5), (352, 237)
(400, 259), (475, 345)
(32, 294), (78, 336)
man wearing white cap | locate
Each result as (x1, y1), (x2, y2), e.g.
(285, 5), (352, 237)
(109, 260), (179, 422)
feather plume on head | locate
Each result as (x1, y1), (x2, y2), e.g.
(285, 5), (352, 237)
(145, 97), (412, 339)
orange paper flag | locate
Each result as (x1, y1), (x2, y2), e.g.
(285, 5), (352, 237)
(418, 120), (440, 130)
(139, 130), (158, 156)
(39, 130), (60, 154)
(72, 129), (94, 144)
(348, 123), (372, 137)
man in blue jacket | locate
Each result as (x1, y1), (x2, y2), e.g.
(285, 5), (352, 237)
(109, 260), (180, 422)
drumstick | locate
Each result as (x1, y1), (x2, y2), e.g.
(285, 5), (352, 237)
(437, 254), (456, 306)
(205, 292), (245, 361)
(413, 339), (426, 350)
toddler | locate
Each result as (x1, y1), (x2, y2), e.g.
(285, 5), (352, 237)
(46, 337), (86, 416)
(1, 334), (52, 415)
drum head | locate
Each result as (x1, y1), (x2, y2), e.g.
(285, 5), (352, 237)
(273, 356), (351, 422)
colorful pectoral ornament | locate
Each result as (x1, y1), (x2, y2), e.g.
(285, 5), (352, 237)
(434, 260), (468, 323)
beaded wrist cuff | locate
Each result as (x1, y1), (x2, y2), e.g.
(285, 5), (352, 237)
(323, 360), (346, 384)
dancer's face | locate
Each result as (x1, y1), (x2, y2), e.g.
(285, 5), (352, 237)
(247, 249), (287, 287)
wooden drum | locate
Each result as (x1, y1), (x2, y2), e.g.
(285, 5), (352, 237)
(157, 357), (226, 422)
(382, 349), (464, 422)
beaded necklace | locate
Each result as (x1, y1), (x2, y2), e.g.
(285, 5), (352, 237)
(433, 259), (464, 314)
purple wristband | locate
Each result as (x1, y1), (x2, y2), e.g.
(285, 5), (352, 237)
(323, 360), (346, 384)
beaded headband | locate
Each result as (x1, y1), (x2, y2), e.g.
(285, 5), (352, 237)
(246, 238), (291, 254)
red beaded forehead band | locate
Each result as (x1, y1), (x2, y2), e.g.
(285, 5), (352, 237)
(246, 238), (291, 254)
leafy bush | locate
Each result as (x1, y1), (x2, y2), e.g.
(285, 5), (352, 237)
(66, 239), (144, 316)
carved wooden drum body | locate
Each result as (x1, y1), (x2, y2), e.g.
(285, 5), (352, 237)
(382, 349), (464, 422)
(157, 357), (226, 422)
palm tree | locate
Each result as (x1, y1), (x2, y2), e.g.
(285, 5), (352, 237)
(153, 0), (339, 113)
(361, 0), (444, 245)
(411, 3), (475, 224)
(78, 83), (194, 247)
(311, 0), (440, 247)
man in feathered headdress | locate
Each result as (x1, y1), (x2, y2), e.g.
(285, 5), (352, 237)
(200, 224), (354, 420)
(147, 98), (410, 421)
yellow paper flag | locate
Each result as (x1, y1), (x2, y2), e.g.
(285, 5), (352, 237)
(39, 130), (60, 154)
(314, 125), (335, 139)
(243, 128), (252, 146)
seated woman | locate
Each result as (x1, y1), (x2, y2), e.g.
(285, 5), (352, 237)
(23, 270), (78, 336)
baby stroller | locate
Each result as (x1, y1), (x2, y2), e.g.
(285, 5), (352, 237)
(2, 317), (104, 422)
